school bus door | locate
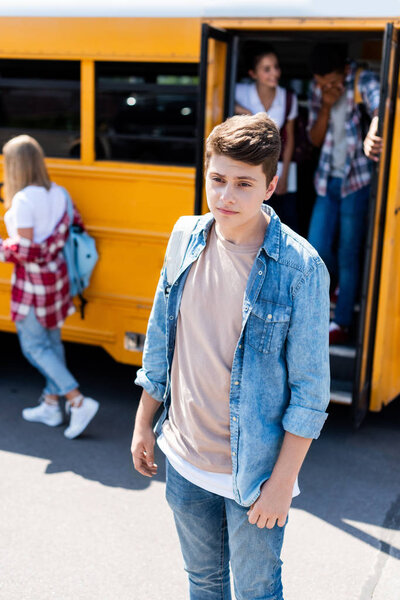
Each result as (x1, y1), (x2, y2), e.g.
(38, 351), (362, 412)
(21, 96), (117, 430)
(195, 24), (239, 215)
(354, 22), (400, 425)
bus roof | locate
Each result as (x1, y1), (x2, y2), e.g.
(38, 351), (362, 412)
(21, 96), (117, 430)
(0, 0), (399, 18)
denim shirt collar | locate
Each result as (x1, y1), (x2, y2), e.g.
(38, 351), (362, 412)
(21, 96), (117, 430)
(193, 204), (281, 261)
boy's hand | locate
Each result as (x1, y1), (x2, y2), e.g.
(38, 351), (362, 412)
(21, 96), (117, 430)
(247, 477), (293, 529)
(364, 116), (382, 161)
(321, 82), (344, 107)
(131, 425), (158, 477)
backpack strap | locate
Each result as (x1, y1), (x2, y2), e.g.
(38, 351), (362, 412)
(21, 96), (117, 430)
(62, 187), (74, 224)
(284, 90), (293, 125)
(354, 67), (363, 104)
(164, 216), (201, 285)
(61, 187), (88, 318)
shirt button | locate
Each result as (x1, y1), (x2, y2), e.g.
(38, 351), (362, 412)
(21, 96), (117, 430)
(258, 270), (263, 275)
(169, 315), (174, 320)
(267, 314), (272, 320)
(232, 416), (237, 422)
(238, 344), (242, 349)
(234, 381), (239, 386)
(244, 307), (248, 312)
(232, 451), (236, 456)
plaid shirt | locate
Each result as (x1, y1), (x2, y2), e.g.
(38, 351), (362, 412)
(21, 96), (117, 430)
(308, 61), (380, 197)
(0, 207), (83, 329)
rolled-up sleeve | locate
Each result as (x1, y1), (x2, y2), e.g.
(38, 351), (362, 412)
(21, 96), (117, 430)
(134, 269), (168, 403)
(282, 259), (330, 439)
(359, 70), (380, 116)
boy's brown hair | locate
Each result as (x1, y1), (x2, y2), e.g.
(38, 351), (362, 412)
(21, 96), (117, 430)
(205, 113), (281, 186)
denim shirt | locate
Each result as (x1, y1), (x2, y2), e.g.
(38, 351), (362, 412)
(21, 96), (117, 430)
(135, 206), (330, 507)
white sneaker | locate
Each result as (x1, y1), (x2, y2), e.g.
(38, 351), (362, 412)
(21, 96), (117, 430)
(22, 400), (63, 427)
(64, 397), (99, 439)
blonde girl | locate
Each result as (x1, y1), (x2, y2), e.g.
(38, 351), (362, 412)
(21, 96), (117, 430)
(0, 135), (99, 439)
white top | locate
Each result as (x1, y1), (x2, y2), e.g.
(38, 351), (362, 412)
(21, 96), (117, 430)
(235, 83), (298, 192)
(158, 433), (300, 500)
(236, 83), (298, 129)
(330, 92), (347, 178)
(4, 183), (67, 243)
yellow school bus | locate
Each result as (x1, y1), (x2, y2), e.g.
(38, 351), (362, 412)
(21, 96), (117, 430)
(0, 2), (399, 424)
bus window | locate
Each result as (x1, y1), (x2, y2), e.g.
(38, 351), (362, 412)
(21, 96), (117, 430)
(0, 59), (80, 158)
(95, 61), (199, 165)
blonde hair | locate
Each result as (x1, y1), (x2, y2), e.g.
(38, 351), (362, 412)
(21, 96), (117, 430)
(2, 135), (51, 208)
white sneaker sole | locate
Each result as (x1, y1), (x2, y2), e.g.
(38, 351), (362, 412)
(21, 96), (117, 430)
(22, 410), (63, 427)
(64, 401), (99, 440)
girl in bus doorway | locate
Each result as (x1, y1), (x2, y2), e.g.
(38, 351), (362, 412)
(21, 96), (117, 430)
(0, 135), (99, 438)
(235, 44), (299, 232)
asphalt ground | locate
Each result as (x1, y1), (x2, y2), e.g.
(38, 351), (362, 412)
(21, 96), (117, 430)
(0, 331), (399, 600)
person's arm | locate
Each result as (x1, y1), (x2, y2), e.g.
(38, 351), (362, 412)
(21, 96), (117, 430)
(275, 118), (295, 195)
(17, 227), (33, 241)
(0, 232), (57, 265)
(235, 102), (252, 115)
(247, 432), (312, 528)
(308, 104), (331, 147)
(359, 71), (382, 161)
(309, 82), (344, 147)
(131, 267), (170, 477)
(134, 267), (169, 403)
(131, 251), (171, 476)
(363, 112), (382, 162)
(248, 259), (330, 528)
(131, 389), (160, 477)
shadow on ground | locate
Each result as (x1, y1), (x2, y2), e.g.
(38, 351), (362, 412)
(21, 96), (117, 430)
(0, 331), (165, 491)
(1, 331), (399, 559)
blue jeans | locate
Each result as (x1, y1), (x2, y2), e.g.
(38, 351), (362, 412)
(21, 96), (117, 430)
(165, 460), (286, 600)
(16, 307), (78, 396)
(308, 178), (370, 327)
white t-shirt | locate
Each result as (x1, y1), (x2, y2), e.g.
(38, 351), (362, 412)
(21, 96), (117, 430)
(158, 433), (301, 500)
(4, 183), (67, 243)
(235, 83), (298, 193)
(330, 92), (347, 178)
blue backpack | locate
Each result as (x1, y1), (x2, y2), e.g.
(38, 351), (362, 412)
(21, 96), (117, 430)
(62, 189), (98, 318)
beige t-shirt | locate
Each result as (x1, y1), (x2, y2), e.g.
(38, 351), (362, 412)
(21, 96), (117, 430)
(162, 223), (260, 473)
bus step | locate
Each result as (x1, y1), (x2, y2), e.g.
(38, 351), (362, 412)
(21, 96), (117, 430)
(329, 344), (356, 382)
(330, 379), (352, 405)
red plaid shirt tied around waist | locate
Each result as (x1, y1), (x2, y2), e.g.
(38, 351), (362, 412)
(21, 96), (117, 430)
(0, 210), (76, 329)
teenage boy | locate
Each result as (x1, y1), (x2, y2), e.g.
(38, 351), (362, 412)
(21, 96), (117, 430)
(132, 113), (330, 600)
(308, 43), (382, 345)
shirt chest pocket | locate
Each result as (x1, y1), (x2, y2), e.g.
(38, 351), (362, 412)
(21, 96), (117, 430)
(246, 301), (291, 354)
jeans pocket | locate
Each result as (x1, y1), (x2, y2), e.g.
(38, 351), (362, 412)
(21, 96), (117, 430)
(246, 301), (291, 354)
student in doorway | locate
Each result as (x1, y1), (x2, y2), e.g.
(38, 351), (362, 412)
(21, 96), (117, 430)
(307, 43), (382, 344)
(235, 44), (299, 231)
(0, 135), (99, 438)
(131, 113), (330, 599)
